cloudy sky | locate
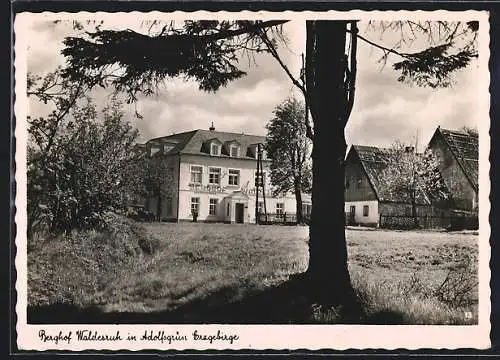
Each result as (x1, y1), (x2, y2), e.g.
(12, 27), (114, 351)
(25, 18), (482, 150)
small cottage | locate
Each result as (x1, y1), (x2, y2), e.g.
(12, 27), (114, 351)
(344, 145), (449, 228)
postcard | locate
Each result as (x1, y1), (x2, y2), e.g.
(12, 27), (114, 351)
(14, 9), (491, 350)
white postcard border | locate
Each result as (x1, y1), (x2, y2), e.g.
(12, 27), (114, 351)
(14, 10), (492, 351)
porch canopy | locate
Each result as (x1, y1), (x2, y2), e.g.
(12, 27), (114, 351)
(223, 190), (250, 223)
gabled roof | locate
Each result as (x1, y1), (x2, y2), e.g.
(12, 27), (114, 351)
(145, 130), (198, 155)
(431, 127), (478, 191)
(224, 139), (241, 145)
(206, 138), (224, 145)
(143, 129), (266, 159)
(349, 145), (448, 205)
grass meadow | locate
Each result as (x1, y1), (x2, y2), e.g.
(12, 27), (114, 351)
(27, 219), (478, 325)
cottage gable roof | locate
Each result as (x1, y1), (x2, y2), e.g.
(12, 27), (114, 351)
(350, 145), (447, 205)
(144, 129), (266, 159)
(433, 127), (478, 192)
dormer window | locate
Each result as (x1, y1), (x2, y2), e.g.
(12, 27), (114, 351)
(211, 143), (220, 156)
(163, 144), (174, 154)
(247, 144), (259, 159)
(223, 140), (241, 157)
(205, 138), (223, 156)
(249, 144), (266, 159)
(230, 144), (240, 157)
(150, 147), (160, 157)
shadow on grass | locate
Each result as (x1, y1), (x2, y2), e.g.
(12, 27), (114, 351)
(28, 276), (406, 325)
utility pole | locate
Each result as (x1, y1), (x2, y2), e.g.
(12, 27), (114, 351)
(255, 148), (259, 224)
(261, 144), (268, 224)
(255, 143), (267, 224)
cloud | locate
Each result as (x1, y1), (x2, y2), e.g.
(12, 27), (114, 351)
(23, 18), (483, 149)
(346, 36), (480, 148)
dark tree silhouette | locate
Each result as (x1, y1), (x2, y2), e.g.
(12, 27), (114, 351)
(59, 19), (479, 306)
(130, 149), (176, 221)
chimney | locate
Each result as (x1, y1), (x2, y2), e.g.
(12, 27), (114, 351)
(209, 122), (215, 131)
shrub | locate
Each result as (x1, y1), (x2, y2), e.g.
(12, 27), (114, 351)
(352, 263), (478, 325)
(434, 259), (478, 308)
(103, 212), (161, 255)
(28, 213), (159, 308)
(27, 81), (142, 235)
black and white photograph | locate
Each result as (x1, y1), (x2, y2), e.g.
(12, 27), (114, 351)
(14, 10), (490, 350)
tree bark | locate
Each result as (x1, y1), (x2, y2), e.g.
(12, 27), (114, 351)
(294, 178), (303, 224)
(305, 21), (353, 303)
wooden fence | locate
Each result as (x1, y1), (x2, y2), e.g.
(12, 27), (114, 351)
(258, 213), (310, 225)
(379, 214), (478, 230)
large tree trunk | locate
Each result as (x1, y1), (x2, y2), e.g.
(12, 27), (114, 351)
(294, 178), (303, 224)
(305, 21), (354, 303)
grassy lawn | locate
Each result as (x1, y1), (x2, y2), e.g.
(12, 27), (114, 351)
(346, 228), (478, 324)
(100, 223), (310, 313)
(28, 221), (478, 324)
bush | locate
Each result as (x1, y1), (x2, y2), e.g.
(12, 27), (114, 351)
(434, 259), (478, 308)
(352, 263), (478, 325)
(28, 213), (160, 308)
(103, 212), (161, 254)
(27, 91), (141, 235)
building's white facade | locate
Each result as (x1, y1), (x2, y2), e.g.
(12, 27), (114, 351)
(344, 200), (379, 226)
(142, 129), (311, 224)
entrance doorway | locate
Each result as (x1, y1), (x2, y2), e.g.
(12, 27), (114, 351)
(348, 205), (356, 225)
(235, 203), (245, 223)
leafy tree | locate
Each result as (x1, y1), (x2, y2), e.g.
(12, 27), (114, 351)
(381, 142), (451, 228)
(27, 71), (141, 234)
(266, 97), (311, 224)
(59, 19), (478, 305)
(459, 125), (479, 136)
(130, 146), (176, 221)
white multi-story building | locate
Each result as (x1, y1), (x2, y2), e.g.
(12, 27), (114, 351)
(140, 127), (311, 223)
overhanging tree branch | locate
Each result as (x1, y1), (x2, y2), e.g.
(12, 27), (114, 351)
(257, 27), (306, 95)
(303, 21), (316, 140)
(354, 31), (413, 60)
(199, 20), (289, 42)
(352, 26), (478, 88)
